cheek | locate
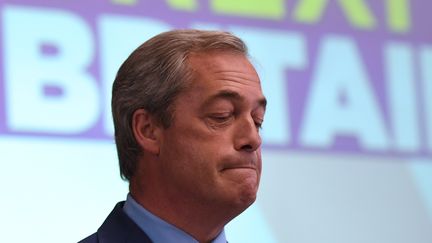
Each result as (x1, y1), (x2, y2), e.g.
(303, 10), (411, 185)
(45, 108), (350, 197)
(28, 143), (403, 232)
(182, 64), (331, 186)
(161, 121), (233, 173)
(163, 136), (217, 174)
(169, 125), (229, 157)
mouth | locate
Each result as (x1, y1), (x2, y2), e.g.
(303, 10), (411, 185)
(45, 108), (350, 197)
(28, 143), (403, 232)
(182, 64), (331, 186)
(221, 165), (256, 172)
(219, 156), (259, 172)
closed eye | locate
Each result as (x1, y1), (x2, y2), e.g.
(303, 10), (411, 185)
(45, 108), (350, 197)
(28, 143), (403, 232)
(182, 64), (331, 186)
(210, 113), (232, 122)
(254, 118), (264, 130)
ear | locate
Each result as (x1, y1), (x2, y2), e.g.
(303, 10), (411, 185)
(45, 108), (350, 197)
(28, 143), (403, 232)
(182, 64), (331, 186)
(132, 109), (161, 155)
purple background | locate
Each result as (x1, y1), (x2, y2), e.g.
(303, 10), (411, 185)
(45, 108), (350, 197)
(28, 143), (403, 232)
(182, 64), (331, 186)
(0, 0), (430, 157)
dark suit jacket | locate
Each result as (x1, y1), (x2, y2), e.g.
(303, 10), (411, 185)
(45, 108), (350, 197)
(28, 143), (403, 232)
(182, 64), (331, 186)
(78, 201), (152, 243)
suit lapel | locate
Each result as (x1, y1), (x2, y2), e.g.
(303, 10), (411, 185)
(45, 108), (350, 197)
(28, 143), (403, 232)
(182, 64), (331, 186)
(97, 202), (152, 243)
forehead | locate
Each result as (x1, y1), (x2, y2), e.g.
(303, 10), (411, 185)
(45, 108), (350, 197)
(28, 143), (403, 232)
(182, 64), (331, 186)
(179, 51), (266, 111)
(186, 51), (262, 91)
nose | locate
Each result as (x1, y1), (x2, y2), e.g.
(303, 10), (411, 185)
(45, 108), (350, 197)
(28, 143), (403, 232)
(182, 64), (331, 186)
(234, 116), (262, 152)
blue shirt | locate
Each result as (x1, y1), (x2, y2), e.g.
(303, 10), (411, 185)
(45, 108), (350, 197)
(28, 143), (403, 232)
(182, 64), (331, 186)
(123, 194), (227, 243)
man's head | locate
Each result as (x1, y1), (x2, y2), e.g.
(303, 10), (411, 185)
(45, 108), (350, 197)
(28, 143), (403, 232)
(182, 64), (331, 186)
(112, 30), (250, 181)
(112, 30), (266, 226)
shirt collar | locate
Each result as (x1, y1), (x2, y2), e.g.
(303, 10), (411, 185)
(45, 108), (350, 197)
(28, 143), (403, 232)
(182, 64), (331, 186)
(123, 194), (227, 243)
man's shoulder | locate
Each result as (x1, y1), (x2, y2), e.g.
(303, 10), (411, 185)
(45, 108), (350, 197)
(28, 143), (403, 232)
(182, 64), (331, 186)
(78, 201), (152, 243)
(78, 233), (97, 243)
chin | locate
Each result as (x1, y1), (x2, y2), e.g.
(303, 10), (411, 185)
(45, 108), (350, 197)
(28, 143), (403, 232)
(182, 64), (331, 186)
(228, 196), (256, 220)
(235, 186), (258, 210)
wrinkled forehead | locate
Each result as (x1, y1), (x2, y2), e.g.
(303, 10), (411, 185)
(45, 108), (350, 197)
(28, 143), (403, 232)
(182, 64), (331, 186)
(181, 51), (265, 107)
(186, 50), (260, 85)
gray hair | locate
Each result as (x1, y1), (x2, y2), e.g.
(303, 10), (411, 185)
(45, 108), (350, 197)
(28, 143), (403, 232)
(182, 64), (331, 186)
(111, 29), (248, 181)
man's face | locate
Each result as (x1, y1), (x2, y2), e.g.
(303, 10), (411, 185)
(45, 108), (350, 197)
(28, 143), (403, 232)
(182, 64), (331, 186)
(157, 51), (266, 212)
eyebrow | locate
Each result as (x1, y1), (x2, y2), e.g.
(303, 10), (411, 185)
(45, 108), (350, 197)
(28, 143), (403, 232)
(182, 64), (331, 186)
(205, 90), (267, 110)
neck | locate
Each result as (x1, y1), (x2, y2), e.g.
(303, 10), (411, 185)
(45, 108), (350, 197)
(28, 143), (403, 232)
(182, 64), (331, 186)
(129, 179), (236, 242)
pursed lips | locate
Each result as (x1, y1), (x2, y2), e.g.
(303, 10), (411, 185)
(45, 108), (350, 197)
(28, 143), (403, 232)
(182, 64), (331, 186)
(219, 155), (259, 172)
(220, 161), (257, 172)
(222, 166), (256, 172)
